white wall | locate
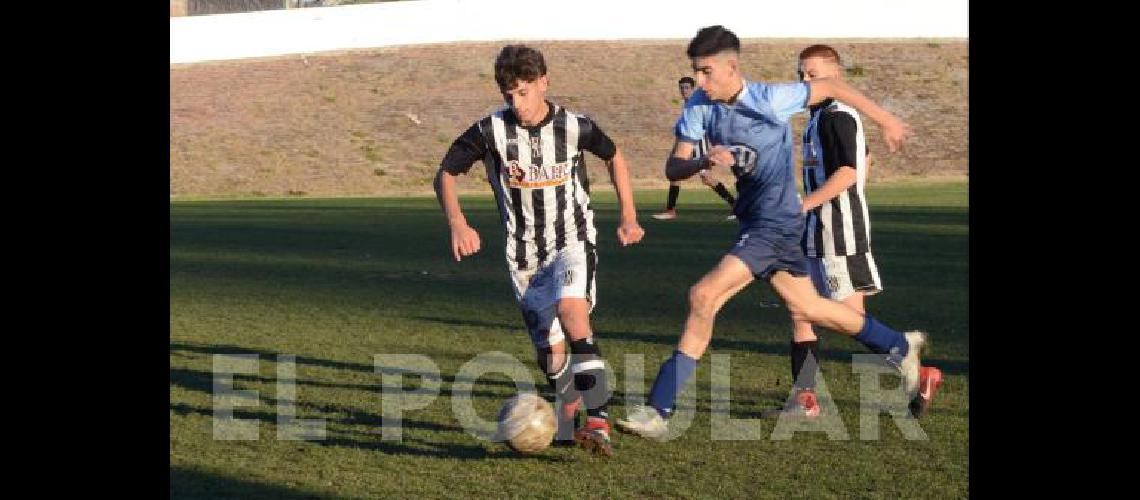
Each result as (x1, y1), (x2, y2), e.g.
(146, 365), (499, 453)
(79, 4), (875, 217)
(170, 0), (968, 64)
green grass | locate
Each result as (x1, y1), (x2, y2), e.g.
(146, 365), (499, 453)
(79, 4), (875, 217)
(171, 180), (968, 499)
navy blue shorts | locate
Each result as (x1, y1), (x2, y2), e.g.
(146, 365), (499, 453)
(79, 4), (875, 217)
(727, 226), (809, 280)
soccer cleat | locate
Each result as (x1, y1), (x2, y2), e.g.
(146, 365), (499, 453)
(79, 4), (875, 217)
(573, 417), (614, 457)
(787, 389), (821, 418)
(725, 214), (737, 221)
(760, 388), (820, 419)
(898, 331), (928, 399)
(652, 209), (677, 220)
(908, 366), (943, 418)
(615, 404), (668, 440)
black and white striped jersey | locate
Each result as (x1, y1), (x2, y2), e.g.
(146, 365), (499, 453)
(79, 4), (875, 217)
(441, 102), (616, 270)
(801, 99), (871, 258)
(692, 135), (710, 160)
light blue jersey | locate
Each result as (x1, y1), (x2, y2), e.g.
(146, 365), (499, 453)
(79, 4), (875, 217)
(675, 80), (810, 231)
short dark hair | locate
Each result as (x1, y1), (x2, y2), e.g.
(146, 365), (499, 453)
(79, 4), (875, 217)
(678, 76), (695, 86)
(687, 25), (740, 58)
(798, 44), (842, 65)
(494, 45), (547, 90)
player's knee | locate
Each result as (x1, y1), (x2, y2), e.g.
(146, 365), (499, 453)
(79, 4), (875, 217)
(556, 299), (591, 337)
(842, 293), (865, 314)
(688, 284), (716, 317)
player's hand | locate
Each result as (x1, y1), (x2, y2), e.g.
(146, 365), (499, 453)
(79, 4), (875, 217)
(881, 116), (913, 153)
(707, 146), (734, 168)
(616, 219), (645, 247)
(697, 169), (718, 187)
(450, 223), (481, 261)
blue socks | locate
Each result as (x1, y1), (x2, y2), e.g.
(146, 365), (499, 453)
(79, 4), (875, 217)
(644, 316), (906, 419)
(648, 350), (698, 419)
(854, 314), (909, 365)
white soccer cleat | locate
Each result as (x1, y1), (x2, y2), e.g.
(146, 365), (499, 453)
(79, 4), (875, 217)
(899, 331), (927, 398)
(615, 404), (669, 440)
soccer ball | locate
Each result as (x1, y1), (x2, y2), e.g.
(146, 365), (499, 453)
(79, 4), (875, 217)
(496, 393), (557, 454)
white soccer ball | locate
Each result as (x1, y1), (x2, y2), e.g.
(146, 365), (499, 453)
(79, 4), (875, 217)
(496, 393), (557, 454)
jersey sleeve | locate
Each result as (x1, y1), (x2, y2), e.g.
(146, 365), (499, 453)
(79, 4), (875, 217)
(440, 123), (487, 175)
(818, 111), (859, 176)
(577, 116), (617, 161)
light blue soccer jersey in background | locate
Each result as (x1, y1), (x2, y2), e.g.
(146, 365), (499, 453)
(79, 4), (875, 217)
(675, 80), (810, 231)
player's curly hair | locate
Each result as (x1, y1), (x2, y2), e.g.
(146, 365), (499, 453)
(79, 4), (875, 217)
(687, 25), (740, 58)
(495, 45), (547, 91)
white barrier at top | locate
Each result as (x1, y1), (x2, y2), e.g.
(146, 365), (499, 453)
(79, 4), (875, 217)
(170, 0), (968, 64)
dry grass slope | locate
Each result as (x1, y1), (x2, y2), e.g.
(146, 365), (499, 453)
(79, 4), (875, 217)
(170, 40), (967, 197)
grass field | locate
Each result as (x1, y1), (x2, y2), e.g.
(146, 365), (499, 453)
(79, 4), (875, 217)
(170, 180), (968, 498)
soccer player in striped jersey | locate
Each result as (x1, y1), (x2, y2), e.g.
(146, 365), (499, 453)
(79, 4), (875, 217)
(653, 77), (737, 221)
(617, 26), (930, 439)
(773, 45), (942, 420)
(434, 45), (645, 456)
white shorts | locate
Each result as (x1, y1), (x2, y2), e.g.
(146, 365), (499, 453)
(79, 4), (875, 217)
(509, 242), (597, 349)
(808, 252), (882, 301)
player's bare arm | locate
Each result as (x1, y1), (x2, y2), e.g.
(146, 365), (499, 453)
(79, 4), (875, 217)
(604, 148), (645, 246)
(800, 166), (857, 213)
(807, 78), (912, 152)
(433, 168), (481, 262)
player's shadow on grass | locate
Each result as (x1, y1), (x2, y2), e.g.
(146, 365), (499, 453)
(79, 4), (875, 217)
(317, 431), (565, 461)
(170, 360), (564, 460)
(170, 366), (517, 416)
(171, 367), (459, 431)
(170, 400), (563, 462)
(171, 365), (512, 402)
(170, 341), (523, 390)
(170, 397), (451, 440)
(413, 315), (521, 331)
(171, 466), (331, 499)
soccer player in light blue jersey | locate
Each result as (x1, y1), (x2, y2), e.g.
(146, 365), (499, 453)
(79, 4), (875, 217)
(617, 26), (929, 439)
